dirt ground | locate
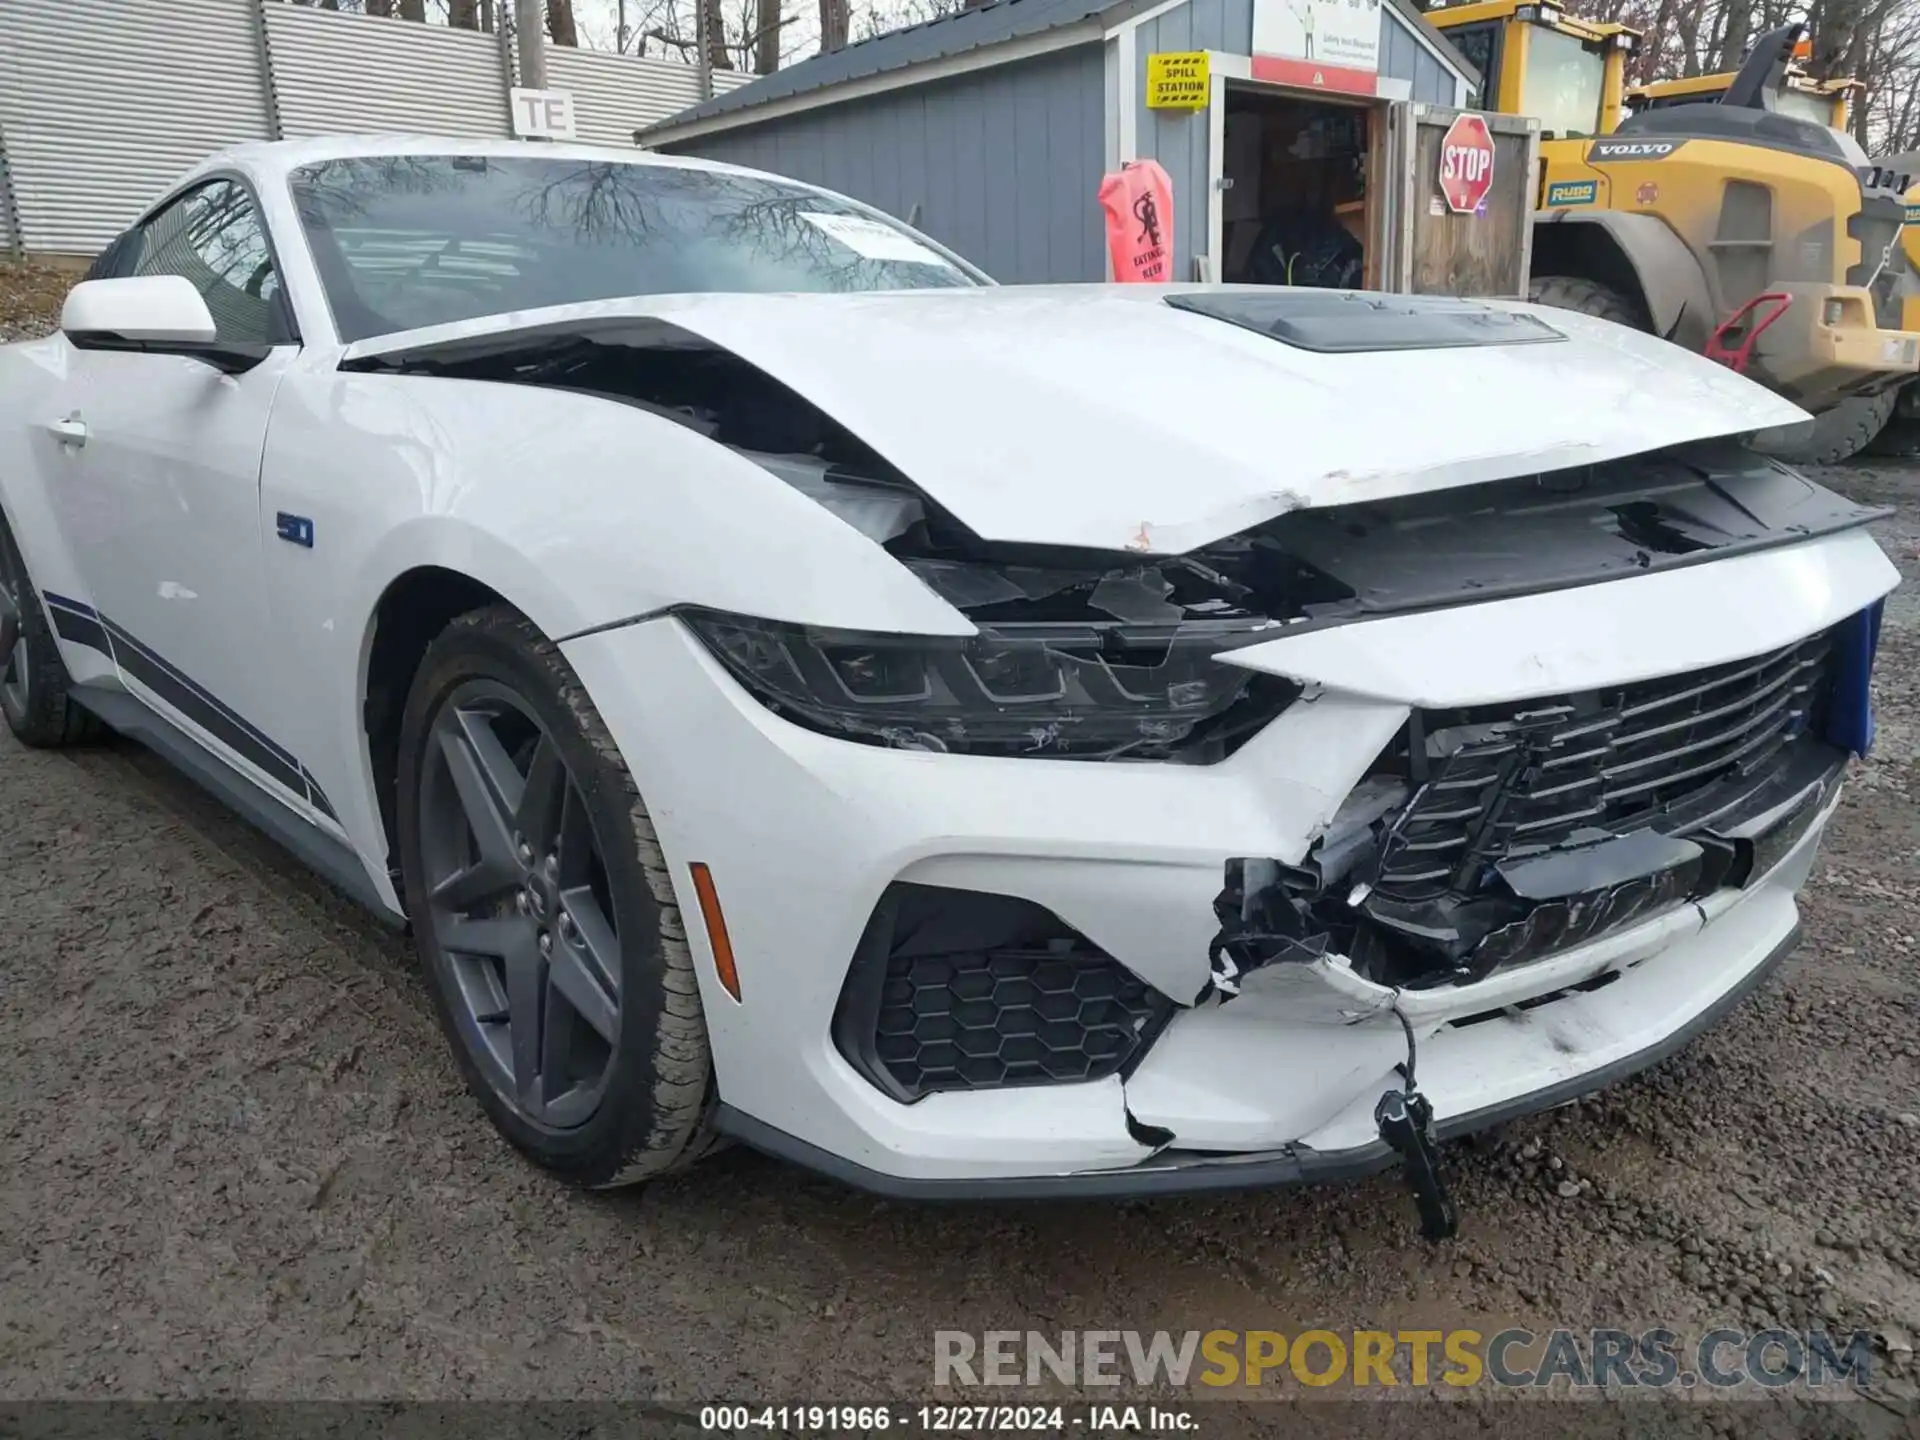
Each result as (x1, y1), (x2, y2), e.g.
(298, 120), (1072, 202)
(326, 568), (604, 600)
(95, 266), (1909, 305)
(1, 267), (1918, 1432)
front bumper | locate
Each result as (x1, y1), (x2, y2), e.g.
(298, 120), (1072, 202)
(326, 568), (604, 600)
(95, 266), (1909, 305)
(559, 529), (1892, 1194)
(715, 919), (1805, 1200)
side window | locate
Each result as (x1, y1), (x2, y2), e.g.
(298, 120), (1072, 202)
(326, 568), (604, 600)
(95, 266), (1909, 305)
(83, 228), (141, 282)
(1448, 23), (1501, 110)
(132, 180), (288, 344)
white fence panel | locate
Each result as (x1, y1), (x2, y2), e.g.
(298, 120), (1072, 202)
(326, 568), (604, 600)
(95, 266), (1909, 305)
(265, 5), (513, 140)
(0, 0), (734, 256)
(545, 45), (753, 147)
(0, 0), (273, 255)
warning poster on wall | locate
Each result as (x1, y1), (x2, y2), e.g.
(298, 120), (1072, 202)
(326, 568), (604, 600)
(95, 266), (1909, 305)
(1251, 0), (1381, 92)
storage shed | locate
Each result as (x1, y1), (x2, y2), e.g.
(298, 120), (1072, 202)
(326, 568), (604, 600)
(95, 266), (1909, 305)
(641, 0), (1493, 290)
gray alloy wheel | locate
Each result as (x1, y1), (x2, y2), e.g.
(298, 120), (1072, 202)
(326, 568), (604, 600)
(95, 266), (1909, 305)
(396, 606), (715, 1187)
(0, 510), (101, 749)
(416, 679), (630, 1129)
(0, 532), (27, 719)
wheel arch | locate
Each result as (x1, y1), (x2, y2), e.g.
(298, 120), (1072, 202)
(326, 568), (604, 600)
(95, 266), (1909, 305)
(359, 563), (515, 901)
(1532, 211), (1716, 353)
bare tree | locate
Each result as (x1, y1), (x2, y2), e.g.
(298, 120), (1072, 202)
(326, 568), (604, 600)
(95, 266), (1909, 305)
(820, 0), (850, 51)
(399, 0), (425, 18)
(754, 0), (784, 71)
(1562, 0), (1920, 150)
(450, 0), (480, 25)
(855, 0), (963, 34)
(548, 0), (580, 44)
(705, 0), (736, 66)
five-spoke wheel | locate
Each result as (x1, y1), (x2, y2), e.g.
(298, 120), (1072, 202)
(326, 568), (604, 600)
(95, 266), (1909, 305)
(419, 683), (626, 1128)
(398, 605), (712, 1186)
(0, 510), (100, 748)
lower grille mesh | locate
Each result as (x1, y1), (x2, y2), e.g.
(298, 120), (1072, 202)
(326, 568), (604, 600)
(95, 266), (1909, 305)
(1377, 631), (1834, 903)
(872, 946), (1170, 1097)
(835, 885), (1176, 1101)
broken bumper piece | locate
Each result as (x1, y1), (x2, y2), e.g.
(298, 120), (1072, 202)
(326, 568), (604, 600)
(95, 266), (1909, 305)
(716, 910), (1808, 1200)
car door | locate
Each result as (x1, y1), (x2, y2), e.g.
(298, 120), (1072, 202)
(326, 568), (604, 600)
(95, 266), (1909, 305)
(58, 178), (321, 815)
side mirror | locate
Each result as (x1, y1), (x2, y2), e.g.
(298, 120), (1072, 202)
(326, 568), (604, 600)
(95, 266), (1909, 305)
(63, 276), (216, 345)
(61, 276), (269, 375)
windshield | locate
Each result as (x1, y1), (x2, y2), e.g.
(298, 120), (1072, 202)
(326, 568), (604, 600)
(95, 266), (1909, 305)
(290, 155), (984, 342)
(1776, 87), (1839, 128)
(1522, 27), (1607, 138)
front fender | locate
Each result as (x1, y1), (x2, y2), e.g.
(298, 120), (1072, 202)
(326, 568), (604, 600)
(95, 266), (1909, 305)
(1533, 210), (1717, 354)
(258, 369), (973, 907)
(267, 370), (971, 644)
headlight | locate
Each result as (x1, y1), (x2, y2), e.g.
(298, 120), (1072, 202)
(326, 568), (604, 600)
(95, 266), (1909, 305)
(680, 608), (1295, 761)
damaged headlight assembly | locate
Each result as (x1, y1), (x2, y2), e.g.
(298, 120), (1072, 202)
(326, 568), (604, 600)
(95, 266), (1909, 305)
(679, 605), (1297, 760)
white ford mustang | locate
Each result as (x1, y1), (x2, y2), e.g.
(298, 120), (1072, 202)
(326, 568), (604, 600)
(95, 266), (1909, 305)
(0, 136), (1899, 1228)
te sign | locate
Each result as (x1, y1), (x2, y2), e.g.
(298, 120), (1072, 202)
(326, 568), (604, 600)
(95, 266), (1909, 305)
(1439, 113), (1496, 215)
(510, 87), (577, 140)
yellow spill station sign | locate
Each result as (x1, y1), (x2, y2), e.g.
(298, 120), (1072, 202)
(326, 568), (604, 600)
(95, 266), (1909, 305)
(1147, 51), (1210, 109)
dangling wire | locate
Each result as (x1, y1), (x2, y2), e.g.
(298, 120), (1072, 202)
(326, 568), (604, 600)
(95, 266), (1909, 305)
(1391, 993), (1417, 1091)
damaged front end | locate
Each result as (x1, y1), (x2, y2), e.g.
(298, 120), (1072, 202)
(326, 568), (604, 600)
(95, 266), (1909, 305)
(1200, 618), (1867, 1239)
(1210, 630), (1855, 1000)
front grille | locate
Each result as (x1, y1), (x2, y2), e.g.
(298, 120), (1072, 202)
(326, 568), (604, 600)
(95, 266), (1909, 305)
(1375, 631), (1834, 904)
(834, 884), (1175, 1102)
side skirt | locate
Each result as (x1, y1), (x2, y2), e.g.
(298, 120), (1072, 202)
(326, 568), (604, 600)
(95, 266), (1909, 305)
(71, 684), (405, 927)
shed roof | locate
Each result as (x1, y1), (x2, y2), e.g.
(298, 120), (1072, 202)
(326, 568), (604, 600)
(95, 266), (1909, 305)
(644, 0), (1479, 140)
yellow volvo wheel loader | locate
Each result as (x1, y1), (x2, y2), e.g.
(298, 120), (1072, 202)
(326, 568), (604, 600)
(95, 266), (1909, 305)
(1856, 149), (1920, 459)
(1424, 4), (1919, 458)
(1624, 66), (1919, 462)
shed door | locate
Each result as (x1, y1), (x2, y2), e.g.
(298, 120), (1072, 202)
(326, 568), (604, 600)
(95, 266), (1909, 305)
(1397, 104), (1540, 298)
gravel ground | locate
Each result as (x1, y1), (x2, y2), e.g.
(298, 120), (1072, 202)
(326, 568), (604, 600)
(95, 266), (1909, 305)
(1, 268), (1917, 1432)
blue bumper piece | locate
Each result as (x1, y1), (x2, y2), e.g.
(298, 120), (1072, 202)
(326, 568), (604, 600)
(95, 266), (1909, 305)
(1823, 600), (1884, 757)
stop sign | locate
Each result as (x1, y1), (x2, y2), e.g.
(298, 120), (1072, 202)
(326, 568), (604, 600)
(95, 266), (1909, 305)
(1439, 113), (1497, 215)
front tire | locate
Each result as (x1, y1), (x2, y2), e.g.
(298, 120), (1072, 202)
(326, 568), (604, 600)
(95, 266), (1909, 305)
(0, 510), (103, 749)
(1527, 273), (1650, 330)
(1865, 418), (1920, 459)
(396, 605), (713, 1188)
(1862, 386), (1920, 458)
(1753, 390), (1898, 467)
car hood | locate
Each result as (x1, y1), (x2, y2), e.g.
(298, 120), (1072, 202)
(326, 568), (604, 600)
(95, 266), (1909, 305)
(341, 284), (1810, 555)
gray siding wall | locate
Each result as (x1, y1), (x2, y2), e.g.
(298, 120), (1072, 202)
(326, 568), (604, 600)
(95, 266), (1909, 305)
(664, 45), (1108, 283)
(1133, 0), (1462, 277)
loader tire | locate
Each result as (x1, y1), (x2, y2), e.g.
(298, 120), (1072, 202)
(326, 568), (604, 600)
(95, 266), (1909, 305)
(1754, 391), (1898, 467)
(1862, 406), (1920, 459)
(1527, 274), (1649, 331)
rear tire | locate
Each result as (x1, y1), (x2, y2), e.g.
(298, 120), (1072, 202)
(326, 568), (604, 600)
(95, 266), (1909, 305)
(396, 604), (715, 1188)
(0, 511), (104, 749)
(1862, 392), (1920, 458)
(1753, 391), (1898, 467)
(1528, 274), (1650, 331)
